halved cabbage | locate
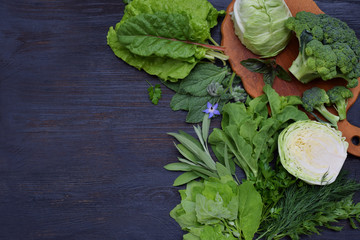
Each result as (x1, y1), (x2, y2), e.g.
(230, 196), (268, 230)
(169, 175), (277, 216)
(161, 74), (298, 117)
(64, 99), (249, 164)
(232, 0), (292, 58)
(278, 120), (348, 185)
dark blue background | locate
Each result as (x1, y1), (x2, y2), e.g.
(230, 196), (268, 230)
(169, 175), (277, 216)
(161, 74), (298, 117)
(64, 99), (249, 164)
(0, 0), (360, 239)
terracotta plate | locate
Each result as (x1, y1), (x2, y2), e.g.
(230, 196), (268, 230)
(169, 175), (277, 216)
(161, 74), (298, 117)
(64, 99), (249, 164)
(221, 0), (360, 156)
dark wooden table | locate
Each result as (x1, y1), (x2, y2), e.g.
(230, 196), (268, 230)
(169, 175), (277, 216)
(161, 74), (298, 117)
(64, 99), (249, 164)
(1, 0), (360, 239)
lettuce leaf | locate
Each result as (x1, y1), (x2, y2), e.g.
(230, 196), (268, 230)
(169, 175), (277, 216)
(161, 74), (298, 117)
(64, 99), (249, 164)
(120, 0), (223, 42)
(170, 176), (263, 239)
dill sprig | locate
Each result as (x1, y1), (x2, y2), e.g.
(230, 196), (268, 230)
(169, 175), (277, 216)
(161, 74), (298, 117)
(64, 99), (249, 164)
(259, 172), (360, 240)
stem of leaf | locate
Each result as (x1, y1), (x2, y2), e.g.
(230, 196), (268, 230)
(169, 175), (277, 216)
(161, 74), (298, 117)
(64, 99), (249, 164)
(208, 36), (220, 46)
(224, 72), (236, 94)
(205, 50), (229, 64)
(145, 79), (153, 87)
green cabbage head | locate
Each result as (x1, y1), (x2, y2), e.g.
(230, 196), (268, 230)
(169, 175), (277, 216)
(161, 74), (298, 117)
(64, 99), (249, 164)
(278, 120), (348, 185)
(232, 0), (292, 58)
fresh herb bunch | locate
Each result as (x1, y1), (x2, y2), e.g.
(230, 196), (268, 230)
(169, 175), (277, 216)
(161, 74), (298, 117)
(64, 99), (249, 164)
(259, 172), (360, 240)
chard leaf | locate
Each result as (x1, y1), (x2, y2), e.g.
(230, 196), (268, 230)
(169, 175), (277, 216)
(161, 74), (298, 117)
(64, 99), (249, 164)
(117, 12), (207, 63)
(107, 26), (197, 81)
(107, 0), (224, 81)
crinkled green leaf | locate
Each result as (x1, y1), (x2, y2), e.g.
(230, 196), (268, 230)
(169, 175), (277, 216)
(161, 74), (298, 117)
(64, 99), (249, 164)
(195, 176), (239, 224)
(120, 0), (222, 42)
(200, 225), (237, 240)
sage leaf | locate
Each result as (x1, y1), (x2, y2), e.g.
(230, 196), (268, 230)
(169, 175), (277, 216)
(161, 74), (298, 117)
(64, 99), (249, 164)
(173, 172), (199, 186)
(164, 162), (192, 171)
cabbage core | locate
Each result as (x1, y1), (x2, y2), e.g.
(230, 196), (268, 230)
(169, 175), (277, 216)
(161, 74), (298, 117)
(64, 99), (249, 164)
(278, 120), (348, 185)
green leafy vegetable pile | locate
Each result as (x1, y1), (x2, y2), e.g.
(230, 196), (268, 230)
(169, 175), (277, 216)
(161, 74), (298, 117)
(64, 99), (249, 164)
(107, 0), (227, 82)
(166, 85), (360, 239)
(107, 2), (360, 239)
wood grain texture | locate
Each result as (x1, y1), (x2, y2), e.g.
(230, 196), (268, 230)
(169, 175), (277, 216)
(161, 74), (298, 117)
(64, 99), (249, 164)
(0, 0), (359, 239)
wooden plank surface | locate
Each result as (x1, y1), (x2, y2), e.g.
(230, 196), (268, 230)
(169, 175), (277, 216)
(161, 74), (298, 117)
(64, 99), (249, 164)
(0, 0), (359, 239)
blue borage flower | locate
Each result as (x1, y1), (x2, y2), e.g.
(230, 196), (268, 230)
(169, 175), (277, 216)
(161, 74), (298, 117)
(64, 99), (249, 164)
(203, 102), (220, 118)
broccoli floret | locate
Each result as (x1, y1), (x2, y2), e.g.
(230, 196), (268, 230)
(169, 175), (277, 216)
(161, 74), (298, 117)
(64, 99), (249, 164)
(327, 86), (353, 120)
(302, 87), (339, 126)
(286, 11), (360, 88)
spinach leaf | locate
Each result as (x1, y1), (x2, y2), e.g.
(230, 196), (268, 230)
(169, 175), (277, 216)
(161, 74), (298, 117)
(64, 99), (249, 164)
(238, 181), (263, 240)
